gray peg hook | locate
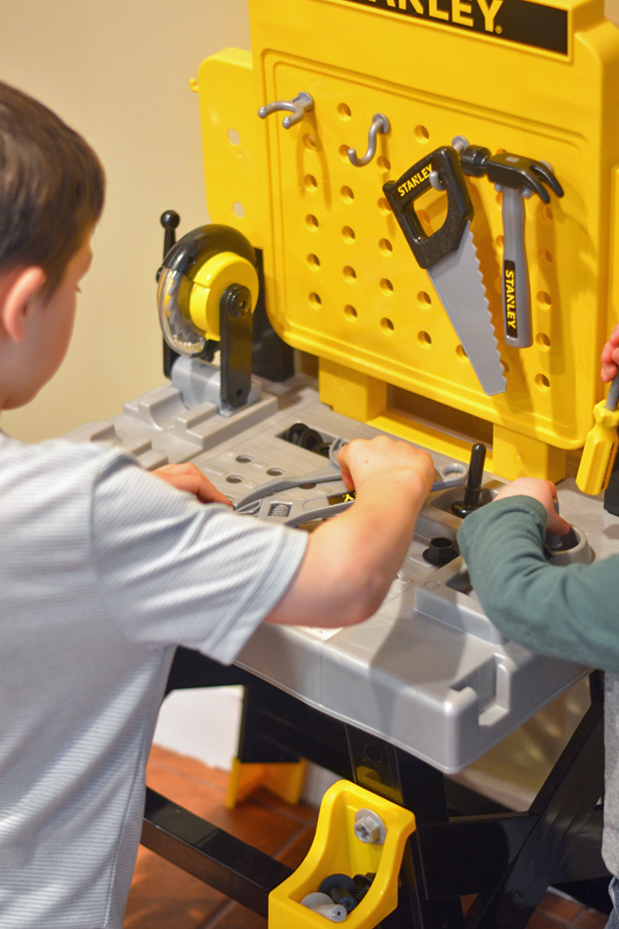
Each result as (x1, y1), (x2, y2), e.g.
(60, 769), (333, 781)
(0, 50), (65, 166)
(347, 113), (390, 167)
(258, 92), (314, 129)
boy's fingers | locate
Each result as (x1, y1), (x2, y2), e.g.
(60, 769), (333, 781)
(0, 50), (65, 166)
(547, 512), (572, 535)
(336, 445), (355, 491)
(152, 464), (233, 506)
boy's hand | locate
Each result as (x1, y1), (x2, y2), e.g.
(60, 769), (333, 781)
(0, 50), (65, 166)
(601, 324), (619, 382)
(493, 478), (571, 535)
(152, 463), (232, 506)
(337, 435), (435, 497)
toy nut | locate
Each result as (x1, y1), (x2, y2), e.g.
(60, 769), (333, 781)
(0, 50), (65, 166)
(300, 892), (347, 922)
(546, 525), (593, 566)
(354, 808), (386, 845)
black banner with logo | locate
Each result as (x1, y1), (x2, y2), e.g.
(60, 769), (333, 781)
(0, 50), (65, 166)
(342, 0), (568, 55)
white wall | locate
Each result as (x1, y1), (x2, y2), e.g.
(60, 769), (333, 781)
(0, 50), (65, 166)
(0, 0), (250, 442)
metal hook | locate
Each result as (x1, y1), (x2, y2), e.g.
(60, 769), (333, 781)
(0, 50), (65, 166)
(347, 113), (390, 167)
(258, 92), (314, 129)
(429, 137), (470, 191)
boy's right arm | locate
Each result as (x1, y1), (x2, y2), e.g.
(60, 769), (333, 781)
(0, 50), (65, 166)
(265, 436), (435, 628)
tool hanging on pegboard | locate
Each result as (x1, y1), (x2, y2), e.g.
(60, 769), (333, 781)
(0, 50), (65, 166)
(383, 145), (507, 397)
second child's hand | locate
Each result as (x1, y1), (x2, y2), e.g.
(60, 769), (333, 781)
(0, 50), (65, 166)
(493, 478), (570, 535)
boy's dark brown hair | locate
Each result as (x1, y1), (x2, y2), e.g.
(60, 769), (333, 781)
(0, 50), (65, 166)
(0, 81), (105, 297)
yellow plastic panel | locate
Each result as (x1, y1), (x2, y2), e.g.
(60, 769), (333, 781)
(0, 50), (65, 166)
(198, 0), (619, 476)
(268, 779), (415, 929)
(226, 757), (307, 808)
(196, 50), (268, 250)
(609, 165), (619, 337)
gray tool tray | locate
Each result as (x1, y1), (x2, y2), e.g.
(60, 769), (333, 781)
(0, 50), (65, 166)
(67, 367), (601, 774)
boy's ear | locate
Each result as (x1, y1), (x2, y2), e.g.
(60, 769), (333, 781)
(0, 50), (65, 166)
(0, 266), (47, 343)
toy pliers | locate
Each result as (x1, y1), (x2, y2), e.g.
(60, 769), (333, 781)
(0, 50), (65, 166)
(460, 146), (564, 348)
(233, 441), (467, 527)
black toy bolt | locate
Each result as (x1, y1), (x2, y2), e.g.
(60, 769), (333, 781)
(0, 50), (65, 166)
(451, 443), (486, 518)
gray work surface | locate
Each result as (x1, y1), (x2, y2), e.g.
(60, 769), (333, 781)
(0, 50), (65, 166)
(68, 365), (607, 773)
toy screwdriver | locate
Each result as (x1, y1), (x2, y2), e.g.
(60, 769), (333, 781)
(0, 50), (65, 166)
(576, 373), (619, 495)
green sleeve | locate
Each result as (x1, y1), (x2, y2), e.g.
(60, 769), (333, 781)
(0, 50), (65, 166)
(457, 496), (619, 673)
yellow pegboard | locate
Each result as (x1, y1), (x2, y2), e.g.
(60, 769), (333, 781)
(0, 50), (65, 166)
(196, 0), (619, 479)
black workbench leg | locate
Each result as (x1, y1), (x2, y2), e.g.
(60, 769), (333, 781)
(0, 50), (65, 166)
(346, 726), (464, 929)
(465, 677), (605, 929)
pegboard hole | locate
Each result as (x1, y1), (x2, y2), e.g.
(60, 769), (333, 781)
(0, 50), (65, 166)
(536, 333), (551, 350)
(418, 330), (432, 346)
(344, 304), (358, 319)
(417, 291), (432, 307)
(539, 249), (553, 266)
(304, 174), (318, 190)
(381, 317), (395, 332)
(226, 475), (243, 483)
(342, 226), (356, 243)
(377, 156), (391, 173)
(542, 205), (554, 222)
(535, 374), (550, 391)
(495, 192), (503, 207)
(232, 202), (245, 218)
(495, 235), (504, 250)
(309, 292), (322, 309)
(338, 102), (352, 119)
(537, 291), (552, 309)
(339, 144), (350, 162)
(267, 467), (284, 476)
(456, 344), (468, 360)
(303, 133), (317, 151)
(306, 214), (319, 230)
(343, 265), (357, 282)
(235, 454), (253, 463)
(307, 254), (321, 269)
(227, 128), (241, 146)
(341, 186), (354, 203)
(378, 198), (392, 215)
(503, 361), (510, 375)
(380, 278), (394, 295)
(415, 125), (430, 142)
(379, 238), (393, 255)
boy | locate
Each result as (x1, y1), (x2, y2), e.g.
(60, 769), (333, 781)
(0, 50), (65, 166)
(458, 329), (619, 927)
(0, 82), (434, 928)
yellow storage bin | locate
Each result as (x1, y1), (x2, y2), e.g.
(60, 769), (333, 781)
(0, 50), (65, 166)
(268, 780), (416, 929)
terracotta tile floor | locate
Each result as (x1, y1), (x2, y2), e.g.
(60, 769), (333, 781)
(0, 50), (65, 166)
(125, 745), (610, 929)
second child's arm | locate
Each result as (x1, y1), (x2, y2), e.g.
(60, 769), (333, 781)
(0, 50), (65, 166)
(457, 479), (619, 674)
(265, 436), (435, 628)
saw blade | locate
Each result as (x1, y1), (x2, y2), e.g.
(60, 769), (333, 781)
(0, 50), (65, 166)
(429, 221), (506, 396)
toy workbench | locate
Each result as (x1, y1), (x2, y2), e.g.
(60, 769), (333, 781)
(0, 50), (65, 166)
(74, 0), (619, 924)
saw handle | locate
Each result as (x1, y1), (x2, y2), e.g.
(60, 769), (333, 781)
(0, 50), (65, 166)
(383, 146), (473, 270)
